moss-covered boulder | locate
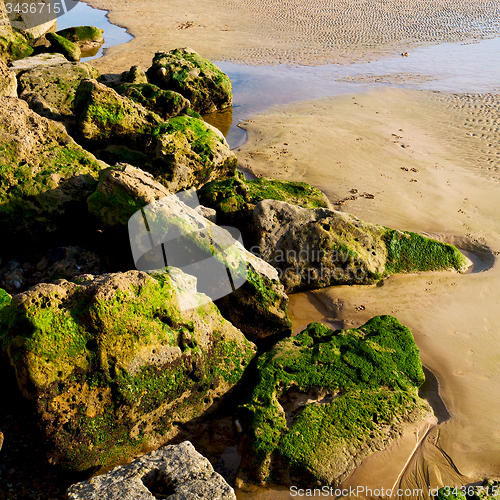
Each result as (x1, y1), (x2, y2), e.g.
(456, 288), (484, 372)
(74, 78), (163, 149)
(147, 48), (232, 114)
(0, 58), (17, 97)
(2, 270), (256, 471)
(0, 287), (11, 337)
(121, 65), (148, 84)
(87, 164), (292, 342)
(115, 83), (191, 121)
(0, 97), (103, 242)
(56, 26), (104, 52)
(198, 173), (332, 234)
(151, 116), (237, 192)
(18, 61), (100, 123)
(252, 200), (470, 292)
(45, 32), (81, 62)
(0, 26), (33, 62)
(241, 316), (432, 485)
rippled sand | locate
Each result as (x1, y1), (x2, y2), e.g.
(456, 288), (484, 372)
(86, 0), (500, 72)
(236, 89), (500, 497)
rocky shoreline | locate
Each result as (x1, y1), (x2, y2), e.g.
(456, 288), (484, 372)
(0, 15), (494, 500)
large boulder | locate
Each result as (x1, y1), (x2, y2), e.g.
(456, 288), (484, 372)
(9, 53), (68, 73)
(67, 441), (236, 499)
(87, 164), (292, 342)
(3, 270), (256, 471)
(0, 59), (16, 97)
(252, 200), (470, 292)
(198, 173), (332, 235)
(114, 83), (191, 121)
(0, 26), (33, 62)
(152, 116), (237, 192)
(56, 26), (104, 53)
(74, 78), (163, 149)
(241, 316), (433, 485)
(147, 48), (232, 114)
(45, 32), (81, 62)
(17, 61), (100, 123)
(0, 97), (103, 242)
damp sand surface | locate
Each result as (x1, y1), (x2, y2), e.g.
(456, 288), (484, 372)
(237, 88), (500, 498)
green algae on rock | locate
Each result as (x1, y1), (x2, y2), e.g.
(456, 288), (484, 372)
(252, 200), (470, 292)
(3, 270), (256, 471)
(56, 26), (104, 52)
(114, 83), (191, 121)
(198, 173), (332, 232)
(241, 315), (432, 485)
(0, 26), (33, 62)
(0, 288), (11, 338)
(147, 48), (232, 114)
(437, 487), (467, 500)
(18, 62), (100, 123)
(74, 78), (163, 149)
(46, 33), (81, 62)
(152, 115), (237, 191)
(0, 97), (103, 240)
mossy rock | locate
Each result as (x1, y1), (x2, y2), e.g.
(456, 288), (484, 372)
(198, 173), (332, 234)
(0, 26), (33, 62)
(147, 48), (232, 114)
(56, 26), (104, 46)
(253, 200), (470, 292)
(0, 97), (103, 241)
(120, 65), (148, 85)
(437, 487), (467, 500)
(114, 83), (191, 121)
(242, 315), (432, 485)
(3, 270), (256, 471)
(0, 288), (12, 338)
(151, 115), (237, 192)
(74, 78), (163, 149)
(18, 61), (100, 122)
(46, 33), (81, 62)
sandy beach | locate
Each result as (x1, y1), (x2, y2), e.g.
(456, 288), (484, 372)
(79, 0), (500, 496)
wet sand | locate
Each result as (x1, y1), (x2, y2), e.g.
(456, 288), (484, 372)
(85, 0), (500, 72)
(236, 89), (500, 496)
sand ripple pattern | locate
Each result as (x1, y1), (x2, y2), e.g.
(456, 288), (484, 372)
(220, 0), (500, 63)
(429, 92), (500, 181)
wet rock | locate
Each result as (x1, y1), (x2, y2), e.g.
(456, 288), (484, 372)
(3, 270), (256, 471)
(241, 316), (433, 485)
(0, 59), (16, 97)
(115, 82), (191, 120)
(55, 26), (104, 52)
(45, 33), (81, 62)
(198, 172), (332, 237)
(18, 61), (100, 123)
(0, 97), (104, 242)
(74, 78), (163, 149)
(252, 200), (470, 292)
(67, 441), (236, 499)
(147, 48), (232, 114)
(0, 26), (33, 62)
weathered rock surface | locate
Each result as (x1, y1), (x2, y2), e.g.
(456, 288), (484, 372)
(75, 79), (237, 191)
(67, 441), (236, 499)
(242, 316), (433, 485)
(115, 83), (191, 121)
(56, 26), (104, 52)
(0, 97), (103, 240)
(198, 173), (332, 235)
(252, 200), (470, 292)
(45, 32), (81, 62)
(0, 58), (16, 97)
(0, 26), (33, 62)
(121, 65), (148, 84)
(88, 164), (291, 341)
(3, 270), (256, 471)
(74, 78), (163, 149)
(147, 48), (232, 114)
(18, 62), (100, 122)
(9, 53), (67, 73)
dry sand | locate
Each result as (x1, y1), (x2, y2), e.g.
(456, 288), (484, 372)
(86, 0), (500, 72)
(237, 89), (500, 497)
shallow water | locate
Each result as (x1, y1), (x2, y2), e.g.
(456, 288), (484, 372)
(56, 0), (132, 61)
